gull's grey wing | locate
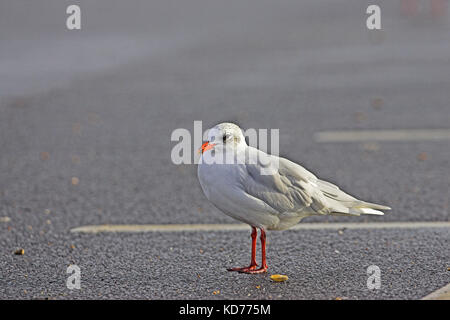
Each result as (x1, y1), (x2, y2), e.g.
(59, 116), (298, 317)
(242, 148), (334, 215)
(242, 147), (390, 216)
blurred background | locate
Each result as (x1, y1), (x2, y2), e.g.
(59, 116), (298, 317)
(0, 0), (449, 231)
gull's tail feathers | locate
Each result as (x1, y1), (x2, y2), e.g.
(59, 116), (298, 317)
(317, 179), (391, 216)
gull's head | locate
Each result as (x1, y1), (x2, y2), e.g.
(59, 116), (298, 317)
(200, 122), (246, 154)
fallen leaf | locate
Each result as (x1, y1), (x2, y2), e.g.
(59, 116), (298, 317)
(371, 98), (384, 110)
(354, 111), (367, 122)
(270, 274), (288, 282)
(417, 152), (428, 161)
(40, 152), (50, 161)
(10, 98), (29, 108)
(362, 142), (380, 152)
(71, 177), (79, 185)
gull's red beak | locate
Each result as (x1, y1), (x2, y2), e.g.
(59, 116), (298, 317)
(199, 141), (216, 154)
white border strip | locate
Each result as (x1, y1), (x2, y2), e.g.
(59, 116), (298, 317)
(70, 221), (450, 234)
(314, 129), (450, 142)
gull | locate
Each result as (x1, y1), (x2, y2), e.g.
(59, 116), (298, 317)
(197, 122), (391, 274)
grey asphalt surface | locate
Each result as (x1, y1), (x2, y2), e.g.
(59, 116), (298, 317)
(0, 0), (449, 299)
(1, 229), (449, 299)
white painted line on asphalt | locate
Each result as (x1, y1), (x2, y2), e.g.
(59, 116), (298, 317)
(422, 282), (450, 300)
(70, 221), (450, 234)
(314, 129), (450, 142)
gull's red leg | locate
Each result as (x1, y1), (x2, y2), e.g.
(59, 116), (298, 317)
(242, 228), (268, 274)
(227, 227), (258, 272)
(229, 228), (269, 274)
(259, 228), (268, 271)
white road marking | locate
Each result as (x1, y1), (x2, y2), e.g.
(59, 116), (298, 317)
(70, 221), (450, 233)
(422, 282), (450, 300)
(314, 129), (450, 142)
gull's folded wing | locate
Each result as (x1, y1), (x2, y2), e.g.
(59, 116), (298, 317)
(243, 147), (390, 216)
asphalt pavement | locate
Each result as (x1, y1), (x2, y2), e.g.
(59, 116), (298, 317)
(0, 0), (449, 299)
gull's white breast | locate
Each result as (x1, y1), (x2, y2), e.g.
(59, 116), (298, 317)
(197, 158), (281, 229)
